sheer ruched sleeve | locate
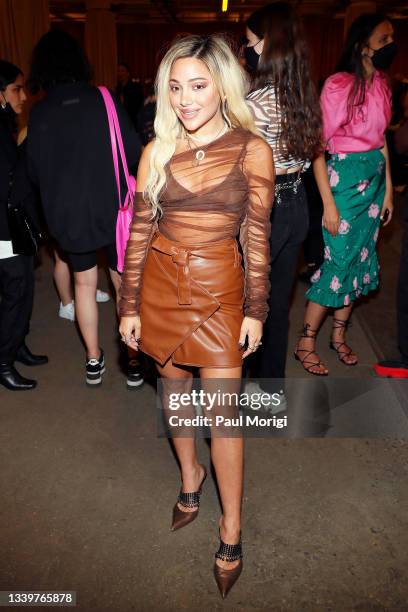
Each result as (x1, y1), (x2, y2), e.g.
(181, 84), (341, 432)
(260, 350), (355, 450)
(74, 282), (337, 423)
(119, 192), (157, 316)
(240, 135), (275, 323)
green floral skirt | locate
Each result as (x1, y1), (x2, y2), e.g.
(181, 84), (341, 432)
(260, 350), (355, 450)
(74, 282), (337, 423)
(306, 149), (386, 308)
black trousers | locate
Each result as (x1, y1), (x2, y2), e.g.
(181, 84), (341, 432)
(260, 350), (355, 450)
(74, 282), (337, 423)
(251, 176), (309, 390)
(397, 191), (408, 364)
(0, 255), (34, 364)
(302, 166), (324, 267)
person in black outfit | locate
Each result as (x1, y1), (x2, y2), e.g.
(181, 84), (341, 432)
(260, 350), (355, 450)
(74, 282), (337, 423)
(0, 60), (48, 391)
(298, 165), (324, 284)
(375, 119), (408, 377)
(26, 31), (142, 387)
(116, 63), (144, 130)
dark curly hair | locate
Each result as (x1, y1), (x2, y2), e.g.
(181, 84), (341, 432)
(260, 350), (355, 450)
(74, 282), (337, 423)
(27, 29), (92, 94)
(247, 2), (322, 161)
(336, 13), (391, 125)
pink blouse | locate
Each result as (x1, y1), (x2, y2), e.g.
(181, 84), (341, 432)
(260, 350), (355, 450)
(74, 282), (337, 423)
(321, 71), (392, 154)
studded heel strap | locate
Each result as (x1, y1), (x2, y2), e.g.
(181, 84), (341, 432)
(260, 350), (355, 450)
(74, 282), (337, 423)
(177, 490), (201, 509)
(215, 538), (243, 562)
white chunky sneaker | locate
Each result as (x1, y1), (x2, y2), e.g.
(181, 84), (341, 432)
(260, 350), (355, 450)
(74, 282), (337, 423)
(59, 301), (75, 322)
(96, 289), (110, 303)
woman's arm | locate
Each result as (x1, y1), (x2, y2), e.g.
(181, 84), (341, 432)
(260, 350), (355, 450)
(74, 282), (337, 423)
(313, 153), (340, 236)
(380, 140), (393, 226)
(239, 135), (275, 358)
(118, 140), (156, 348)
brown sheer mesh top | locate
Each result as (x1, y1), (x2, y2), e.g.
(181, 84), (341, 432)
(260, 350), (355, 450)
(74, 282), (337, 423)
(119, 127), (275, 323)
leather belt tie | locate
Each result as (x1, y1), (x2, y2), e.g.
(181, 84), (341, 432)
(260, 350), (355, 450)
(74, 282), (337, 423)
(171, 248), (192, 305)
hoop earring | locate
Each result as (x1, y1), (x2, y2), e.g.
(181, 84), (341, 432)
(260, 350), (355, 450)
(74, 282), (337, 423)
(0, 94), (7, 109)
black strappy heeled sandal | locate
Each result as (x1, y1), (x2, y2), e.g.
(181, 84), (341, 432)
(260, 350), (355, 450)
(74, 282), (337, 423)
(170, 465), (207, 531)
(294, 324), (328, 376)
(213, 534), (243, 599)
(330, 318), (358, 366)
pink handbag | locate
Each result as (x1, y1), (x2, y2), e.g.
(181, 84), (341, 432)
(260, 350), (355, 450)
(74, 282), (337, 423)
(98, 86), (136, 273)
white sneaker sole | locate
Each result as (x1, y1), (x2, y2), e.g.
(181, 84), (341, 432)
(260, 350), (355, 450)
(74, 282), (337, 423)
(86, 365), (106, 386)
(86, 376), (102, 386)
(126, 378), (144, 389)
(59, 313), (75, 322)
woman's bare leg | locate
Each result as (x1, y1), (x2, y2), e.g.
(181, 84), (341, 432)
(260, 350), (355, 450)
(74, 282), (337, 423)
(200, 366), (243, 570)
(332, 304), (358, 364)
(74, 266), (99, 359)
(156, 359), (204, 512)
(53, 249), (73, 306)
(295, 300), (329, 374)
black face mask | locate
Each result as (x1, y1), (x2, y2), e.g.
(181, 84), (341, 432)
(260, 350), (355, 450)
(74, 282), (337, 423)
(244, 45), (261, 72)
(371, 42), (398, 70)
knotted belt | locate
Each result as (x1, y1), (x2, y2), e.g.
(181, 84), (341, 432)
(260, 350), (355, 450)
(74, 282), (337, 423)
(151, 233), (192, 305)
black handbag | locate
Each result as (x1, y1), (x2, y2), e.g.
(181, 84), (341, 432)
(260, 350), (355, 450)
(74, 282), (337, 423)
(7, 171), (43, 256)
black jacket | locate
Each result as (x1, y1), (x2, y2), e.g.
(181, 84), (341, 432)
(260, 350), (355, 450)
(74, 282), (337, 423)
(27, 83), (141, 253)
(0, 112), (40, 242)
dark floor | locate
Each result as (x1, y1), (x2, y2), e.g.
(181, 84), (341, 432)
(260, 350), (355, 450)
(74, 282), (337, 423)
(1, 196), (408, 611)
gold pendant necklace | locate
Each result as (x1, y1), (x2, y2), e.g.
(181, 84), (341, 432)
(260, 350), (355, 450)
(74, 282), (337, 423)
(186, 124), (228, 167)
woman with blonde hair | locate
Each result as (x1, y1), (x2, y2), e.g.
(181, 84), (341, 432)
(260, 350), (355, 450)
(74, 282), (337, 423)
(119, 35), (274, 597)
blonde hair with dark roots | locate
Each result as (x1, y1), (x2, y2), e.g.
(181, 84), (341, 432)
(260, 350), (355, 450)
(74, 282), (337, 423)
(145, 34), (258, 215)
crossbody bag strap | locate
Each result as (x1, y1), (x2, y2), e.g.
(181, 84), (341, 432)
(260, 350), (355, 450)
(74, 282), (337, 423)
(98, 86), (121, 204)
(102, 89), (134, 209)
(109, 101), (133, 195)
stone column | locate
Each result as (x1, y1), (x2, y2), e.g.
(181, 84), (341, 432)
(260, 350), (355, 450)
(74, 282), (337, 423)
(0, 0), (49, 75)
(344, 1), (377, 37)
(85, 0), (117, 89)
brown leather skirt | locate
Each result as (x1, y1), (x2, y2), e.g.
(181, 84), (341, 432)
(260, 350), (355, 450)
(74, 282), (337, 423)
(139, 232), (244, 368)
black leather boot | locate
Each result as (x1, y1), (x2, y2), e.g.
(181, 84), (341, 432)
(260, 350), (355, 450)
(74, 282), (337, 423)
(0, 364), (37, 390)
(15, 343), (48, 366)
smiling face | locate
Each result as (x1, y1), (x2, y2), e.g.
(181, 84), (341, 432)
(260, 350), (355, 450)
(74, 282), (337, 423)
(2, 74), (26, 114)
(168, 57), (223, 135)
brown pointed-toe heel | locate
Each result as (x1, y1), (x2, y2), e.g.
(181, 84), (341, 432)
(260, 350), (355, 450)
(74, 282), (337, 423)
(170, 465), (207, 532)
(213, 537), (243, 599)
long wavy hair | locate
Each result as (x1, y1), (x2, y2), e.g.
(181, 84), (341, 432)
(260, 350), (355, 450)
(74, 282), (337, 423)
(247, 1), (321, 160)
(146, 34), (257, 215)
(336, 13), (390, 125)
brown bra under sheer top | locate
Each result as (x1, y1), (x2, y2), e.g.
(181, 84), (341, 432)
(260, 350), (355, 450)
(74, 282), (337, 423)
(119, 127), (275, 323)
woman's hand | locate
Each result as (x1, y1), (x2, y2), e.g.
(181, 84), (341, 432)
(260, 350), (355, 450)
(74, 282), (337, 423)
(239, 316), (263, 359)
(119, 315), (141, 351)
(323, 202), (340, 236)
(381, 194), (393, 227)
